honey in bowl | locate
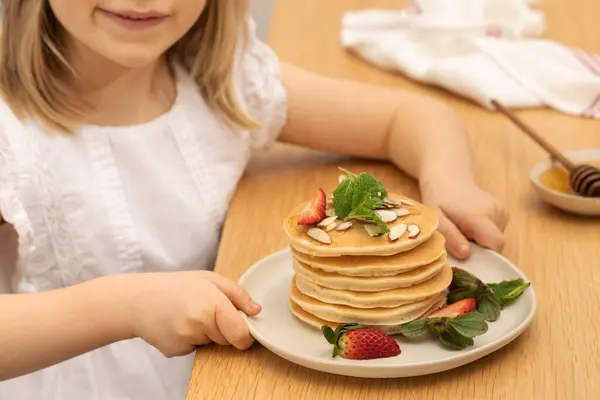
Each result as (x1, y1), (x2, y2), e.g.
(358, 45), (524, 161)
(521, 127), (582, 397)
(540, 161), (600, 195)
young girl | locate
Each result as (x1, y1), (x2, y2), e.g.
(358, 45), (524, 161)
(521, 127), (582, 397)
(0, 0), (508, 398)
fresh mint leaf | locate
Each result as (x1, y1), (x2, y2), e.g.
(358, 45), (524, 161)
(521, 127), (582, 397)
(333, 178), (355, 218)
(353, 172), (387, 204)
(450, 312), (488, 338)
(346, 207), (390, 233)
(349, 191), (383, 212)
(399, 319), (428, 337)
(332, 167), (390, 232)
(338, 167), (358, 181)
(488, 279), (530, 308)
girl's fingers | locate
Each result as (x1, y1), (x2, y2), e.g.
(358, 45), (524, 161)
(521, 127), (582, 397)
(457, 214), (505, 252)
(203, 273), (262, 317)
(214, 294), (254, 350)
(436, 210), (472, 260)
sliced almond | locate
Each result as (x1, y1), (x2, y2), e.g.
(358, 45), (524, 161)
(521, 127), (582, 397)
(407, 224), (421, 239)
(364, 224), (383, 237)
(325, 222), (338, 232)
(401, 199), (415, 207)
(375, 209), (398, 223)
(338, 174), (347, 184)
(307, 228), (332, 244)
(326, 197), (334, 206)
(383, 197), (402, 207)
(394, 208), (410, 217)
(335, 221), (353, 231)
(388, 223), (407, 241)
(317, 216), (338, 227)
(325, 207), (336, 217)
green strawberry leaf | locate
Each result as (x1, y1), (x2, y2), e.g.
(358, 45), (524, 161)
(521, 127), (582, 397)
(426, 317), (447, 336)
(332, 344), (340, 358)
(399, 319), (429, 337)
(452, 268), (479, 290)
(447, 287), (475, 304)
(446, 325), (474, 347)
(336, 323), (364, 335)
(438, 331), (469, 350)
(449, 312), (488, 338)
(477, 291), (502, 322)
(321, 326), (337, 345)
(488, 279), (530, 308)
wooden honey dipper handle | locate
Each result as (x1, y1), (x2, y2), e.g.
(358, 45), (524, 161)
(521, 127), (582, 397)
(490, 100), (575, 170)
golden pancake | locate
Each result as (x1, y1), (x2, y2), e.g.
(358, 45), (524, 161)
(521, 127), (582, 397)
(294, 263), (452, 308)
(291, 231), (446, 276)
(283, 193), (439, 257)
(290, 281), (445, 325)
(292, 255), (446, 291)
(290, 296), (447, 335)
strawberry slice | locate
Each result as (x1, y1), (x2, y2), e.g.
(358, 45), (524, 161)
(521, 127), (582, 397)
(297, 188), (326, 225)
(427, 298), (476, 318)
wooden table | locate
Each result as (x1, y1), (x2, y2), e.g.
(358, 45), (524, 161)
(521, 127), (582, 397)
(186, 1), (600, 398)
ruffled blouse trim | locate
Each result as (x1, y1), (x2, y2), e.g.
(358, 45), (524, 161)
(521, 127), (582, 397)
(0, 102), (37, 291)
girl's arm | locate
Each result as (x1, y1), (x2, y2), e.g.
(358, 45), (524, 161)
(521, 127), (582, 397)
(0, 269), (259, 381)
(279, 64), (474, 184)
(279, 63), (508, 259)
(0, 276), (134, 380)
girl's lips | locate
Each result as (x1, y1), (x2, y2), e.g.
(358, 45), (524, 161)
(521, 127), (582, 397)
(98, 8), (168, 30)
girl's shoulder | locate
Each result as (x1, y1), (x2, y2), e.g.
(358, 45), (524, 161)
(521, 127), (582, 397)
(0, 95), (31, 138)
(231, 17), (288, 150)
(175, 17), (287, 150)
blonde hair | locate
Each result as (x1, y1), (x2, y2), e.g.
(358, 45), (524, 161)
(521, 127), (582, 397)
(0, 0), (259, 132)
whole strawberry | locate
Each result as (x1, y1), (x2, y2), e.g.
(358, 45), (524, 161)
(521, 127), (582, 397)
(322, 324), (401, 360)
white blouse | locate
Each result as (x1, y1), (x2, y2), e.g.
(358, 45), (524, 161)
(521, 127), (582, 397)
(0, 20), (287, 400)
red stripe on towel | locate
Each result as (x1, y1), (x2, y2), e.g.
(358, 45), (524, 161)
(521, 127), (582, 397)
(583, 50), (600, 71)
(582, 93), (600, 118)
(485, 26), (503, 38)
(414, 1), (423, 14)
(570, 48), (600, 118)
(572, 49), (600, 77)
(406, 0), (422, 15)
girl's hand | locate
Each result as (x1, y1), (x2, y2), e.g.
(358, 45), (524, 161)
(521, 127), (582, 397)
(420, 180), (509, 260)
(128, 271), (261, 357)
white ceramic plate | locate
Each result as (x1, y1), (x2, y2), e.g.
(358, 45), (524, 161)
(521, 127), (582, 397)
(529, 148), (600, 217)
(239, 247), (536, 378)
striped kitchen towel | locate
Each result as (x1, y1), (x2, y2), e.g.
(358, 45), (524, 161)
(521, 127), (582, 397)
(341, 0), (600, 118)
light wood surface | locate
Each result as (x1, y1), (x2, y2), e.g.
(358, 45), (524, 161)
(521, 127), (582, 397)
(186, 1), (600, 399)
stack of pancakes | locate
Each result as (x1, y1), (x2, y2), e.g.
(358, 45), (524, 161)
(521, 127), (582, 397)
(283, 193), (452, 334)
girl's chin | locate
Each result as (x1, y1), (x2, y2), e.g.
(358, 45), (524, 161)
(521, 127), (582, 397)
(96, 49), (165, 70)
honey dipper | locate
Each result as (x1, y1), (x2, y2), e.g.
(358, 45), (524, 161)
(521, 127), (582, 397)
(491, 99), (600, 198)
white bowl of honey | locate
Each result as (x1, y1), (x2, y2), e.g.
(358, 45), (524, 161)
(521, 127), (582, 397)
(530, 148), (600, 216)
